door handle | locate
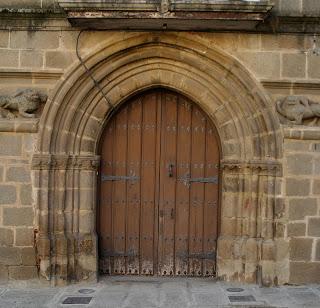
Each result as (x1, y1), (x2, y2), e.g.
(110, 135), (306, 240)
(168, 163), (174, 177)
(171, 208), (175, 219)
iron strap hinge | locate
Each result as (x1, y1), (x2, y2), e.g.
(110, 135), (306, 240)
(101, 175), (140, 182)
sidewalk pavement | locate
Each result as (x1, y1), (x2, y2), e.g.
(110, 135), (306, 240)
(0, 276), (319, 308)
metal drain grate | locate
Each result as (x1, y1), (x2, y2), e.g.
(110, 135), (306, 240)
(228, 295), (256, 303)
(62, 297), (93, 305)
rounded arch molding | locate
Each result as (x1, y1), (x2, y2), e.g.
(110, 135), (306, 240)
(32, 33), (283, 286)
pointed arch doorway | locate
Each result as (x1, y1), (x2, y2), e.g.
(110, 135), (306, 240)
(98, 89), (220, 277)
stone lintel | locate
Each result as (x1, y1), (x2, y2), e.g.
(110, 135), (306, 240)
(32, 154), (100, 170)
(284, 126), (320, 140)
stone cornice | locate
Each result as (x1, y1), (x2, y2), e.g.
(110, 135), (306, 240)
(32, 154), (101, 170)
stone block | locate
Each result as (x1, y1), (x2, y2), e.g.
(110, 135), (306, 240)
(236, 52), (280, 79)
(0, 247), (21, 265)
(0, 265), (8, 283)
(0, 185), (17, 205)
(287, 223), (306, 237)
(20, 184), (33, 206)
(21, 247), (36, 266)
(274, 198), (285, 218)
(0, 165), (3, 182)
(238, 34), (260, 50)
(307, 217), (320, 237)
(0, 30), (9, 48)
(45, 51), (76, 69)
(8, 266), (38, 280)
(0, 135), (22, 156)
(290, 238), (313, 261)
(313, 179), (320, 194)
(20, 50), (43, 68)
(60, 31), (79, 49)
(280, 0), (302, 15)
(289, 262), (320, 284)
(303, 0), (320, 15)
(284, 140), (311, 152)
(286, 178), (310, 196)
(289, 198), (317, 220)
(6, 166), (31, 183)
(10, 31), (59, 49)
(3, 207), (33, 226)
(308, 55), (320, 79)
(0, 0), (41, 8)
(0, 228), (14, 247)
(0, 50), (19, 68)
(261, 34), (305, 50)
(286, 154), (313, 175)
(316, 240), (320, 261)
(282, 54), (306, 78)
(15, 228), (34, 246)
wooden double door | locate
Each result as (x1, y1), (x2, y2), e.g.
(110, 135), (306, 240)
(98, 89), (219, 277)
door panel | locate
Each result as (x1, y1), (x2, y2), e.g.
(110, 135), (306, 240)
(99, 89), (219, 277)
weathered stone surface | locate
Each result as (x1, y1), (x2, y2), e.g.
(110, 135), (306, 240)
(289, 198), (317, 220)
(6, 167), (31, 183)
(0, 264), (8, 283)
(308, 55), (320, 79)
(20, 184), (33, 205)
(286, 154), (313, 175)
(303, 0), (320, 15)
(284, 140), (311, 152)
(45, 51), (76, 69)
(316, 240), (320, 261)
(280, 0), (302, 15)
(313, 179), (320, 194)
(3, 207), (33, 226)
(0, 228), (14, 247)
(20, 50), (43, 68)
(0, 135), (22, 156)
(0, 30), (9, 48)
(0, 247), (21, 265)
(0, 185), (16, 205)
(8, 266), (38, 280)
(0, 50), (19, 68)
(290, 238), (313, 261)
(21, 247), (36, 266)
(287, 223), (306, 237)
(286, 179), (310, 196)
(10, 31), (59, 49)
(307, 217), (320, 237)
(282, 54), (306, 78)
(0, 165), (3, 182)
(15, 228), (34, 246)
(236, 52), (280, 79)
(289, 262), (320, 284)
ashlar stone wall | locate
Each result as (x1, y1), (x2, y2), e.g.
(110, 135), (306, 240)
(0, 124), (38, 283)
(0, 19), (319, 284)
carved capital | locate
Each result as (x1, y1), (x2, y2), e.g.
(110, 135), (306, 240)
(221, 160), (282, 176)
(32, 154), (100, 171)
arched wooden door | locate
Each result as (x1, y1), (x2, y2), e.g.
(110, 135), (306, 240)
(98, 89), (220, 277)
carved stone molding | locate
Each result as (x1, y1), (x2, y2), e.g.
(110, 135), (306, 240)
(32, 154), (100, 171)
(221, 160), (282, 176)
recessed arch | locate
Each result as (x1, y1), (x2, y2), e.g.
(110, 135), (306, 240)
(32, 32), (283, 286)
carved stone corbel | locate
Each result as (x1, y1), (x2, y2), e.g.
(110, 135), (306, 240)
(0, 89), (47, 119)
(276, 96), (320, 126)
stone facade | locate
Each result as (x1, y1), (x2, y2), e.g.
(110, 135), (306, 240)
(0, 0), (319, 286)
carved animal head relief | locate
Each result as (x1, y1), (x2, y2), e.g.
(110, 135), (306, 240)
(0, 89), (48, 119)
(276, 95), (320, 126)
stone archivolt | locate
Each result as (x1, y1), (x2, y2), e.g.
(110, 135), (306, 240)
(33, 32), (283, 286)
